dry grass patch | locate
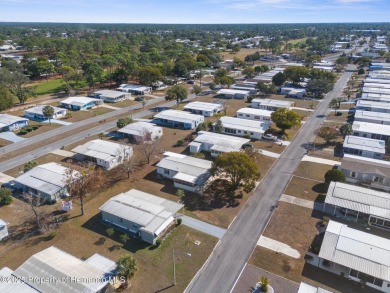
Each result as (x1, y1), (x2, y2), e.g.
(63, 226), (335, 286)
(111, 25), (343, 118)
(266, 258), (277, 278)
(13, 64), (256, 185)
(220, 48), (263, 61)
(113, 99), (140, 108)
(266, 94), (319, 109)
(284, 176), (327, 202)
(64, 107), (114, 122)
(294, 162), (334, 182)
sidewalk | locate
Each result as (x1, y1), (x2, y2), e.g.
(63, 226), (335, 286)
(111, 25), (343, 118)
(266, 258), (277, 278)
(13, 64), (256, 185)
(291, 107), (315, 112)
(258, 149), (280, 159)
(257, 235), (300, 258)
(280, 194), (324, 211)
(179, 215), (226, 239)
(301, 155), (341, 166)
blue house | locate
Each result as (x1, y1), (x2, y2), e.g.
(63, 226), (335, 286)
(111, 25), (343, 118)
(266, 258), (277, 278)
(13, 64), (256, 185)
(60, 96), (103, 111)
(0, 114), (29, 132)
(153, 109), (204, 130)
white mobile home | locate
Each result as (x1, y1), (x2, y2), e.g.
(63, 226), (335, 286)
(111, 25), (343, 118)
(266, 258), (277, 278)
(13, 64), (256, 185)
(189, 131), (250, 157)
(343, 135), (385, 159)
(60, 96), (103, 110)
(90, 90), (131, 103)
(318, 221), (390, 292)
(99, 189), (183, 244)
(361, 93), (390, 103)
(0, 114), (28, 132)
(236, 108), (273, 122)
(280, 87), (307, 98)
(355, 100), (390, 113)
(72, 140), (133, 170)
(0, 220), (8, 241)
(231, 84), (258, 94)
(364, 83), (390, 89)
(217, 89), (251, 99)
(352, 121), (390, 140)
(183, 102), (222, 117)
(340, 154), (390, 191)
(217, 116), (269, 140)
(365, 78), (390, 85)
(154, 110), (204, 130)
(298, 283), (333, 293)
(24, 105), (67, 120)
(117, 121), (163, 142)
(363, 87), (390, 96)
(156, 152), (212, 193)
(251, 99), (294, 111)
(117, 84), (152, 95)
(354, 109), (390, 125)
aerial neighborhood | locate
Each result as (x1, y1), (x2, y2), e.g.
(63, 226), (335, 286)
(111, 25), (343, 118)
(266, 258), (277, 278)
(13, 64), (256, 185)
(0, 17), (390, 293)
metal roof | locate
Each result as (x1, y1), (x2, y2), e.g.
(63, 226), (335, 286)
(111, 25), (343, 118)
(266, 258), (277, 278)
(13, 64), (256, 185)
(363, 87), (390, 95)
(319, 220), (390, 282)
(341, 154), (390, 179)
(13, 246), (112, 293)
(61, 96), (101, 106)
(298, 282), (334, 293)
(0, 267), (38, 293)
(156, 153), (212, 183)
(154, 110), (204, 124)
(356, 99), (390, 111)
(183, 102), (222, 112)
(325, 181), (390, 220)
(0, 114), (28, 128)
(72, 140), (132, 162)
(117, 122), (162, 137)
(14, 163), (78, 196)
(99, 189), (183, 234)
(352, 121), (390, 136)
(24, 105), (65, 116)
(219, 116), (270, 134)
(355, 109), (390, 123)
(361, 93), (390, 103)
(252, 98), (293, 108)
(236, 107), (273, 117)
(343, 135), (385, 154)
(365, 78), (390, 85)
(93, 90), (126, 99)
(217, 89), (250, 95)
(117, 84), (151, 91)
(364, 83), (390, 89)
(194, 131), (250, 153)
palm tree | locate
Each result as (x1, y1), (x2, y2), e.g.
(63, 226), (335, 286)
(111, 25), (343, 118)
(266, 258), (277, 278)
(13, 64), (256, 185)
(42, 105), (55, 124)
(116, 255), (138, 288)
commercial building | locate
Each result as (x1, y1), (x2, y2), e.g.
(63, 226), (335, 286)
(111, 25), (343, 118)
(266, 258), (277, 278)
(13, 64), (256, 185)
(156, 152), (212, 193)
(189, 131), (250, 157)
(72, 140), (133, 170)
(90, 89), (131, 103)
(343, 135), (385, 159)
(0, 114), (28, 132)
(183, 101), (222, 117)
(216, 116), (270, 140)
(251, 99), (294, 111)
(99, 189), (183, 244)
(117, 121), (163, 142)
(354, 109), (390, 125)
(24, 105), (67, 120)
(236, 108), (273, 122)
(216, 89), (251, 99)
(60, 96), (103, 110)
(117, 84), (152, 95)
(153, 110), (204, 130)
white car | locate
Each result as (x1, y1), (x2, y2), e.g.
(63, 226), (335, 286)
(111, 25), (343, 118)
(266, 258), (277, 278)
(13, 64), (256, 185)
(262, 134), (278, 141)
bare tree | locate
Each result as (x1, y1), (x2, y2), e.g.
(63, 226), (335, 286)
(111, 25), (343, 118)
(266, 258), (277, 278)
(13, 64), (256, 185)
(23, 192), (49, 232)
(136, 129), (161, 164)
(64, 163), (105, 216)
(117, 145), (139, 180)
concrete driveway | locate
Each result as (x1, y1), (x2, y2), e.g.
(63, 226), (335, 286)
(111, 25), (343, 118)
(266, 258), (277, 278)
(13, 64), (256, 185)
(0, 132), (25, 143)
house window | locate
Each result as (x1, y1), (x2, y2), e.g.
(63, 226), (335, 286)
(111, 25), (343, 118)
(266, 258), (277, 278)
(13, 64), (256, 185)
(351, 172), (357, 178)
(349, 269), (360, 278)
(246, 114), (250, 117)
(373, 278), (383, 287)
(250, 132), (254, 135)
(164, 169), (169, 175)
(254, 116), (260, 120)
(374, 176), (384, 183)
(238, 114), (243, 117)
(244, 131), (248, 134)
(118, 217), (123, 223)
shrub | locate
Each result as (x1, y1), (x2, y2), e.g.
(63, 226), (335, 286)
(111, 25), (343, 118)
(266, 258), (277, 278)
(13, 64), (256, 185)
(176, 139), (185, 146)
(243, 134), (251, 139)
(48, 231), (56, 240)
(120, 234), (130, 244)
(26, 127), (33, 132)
(176, 218), (182, 226)
(0, 188), (13, 206)
(106, 228), (115, 237)
(18, 130), (27, 135)
(243, 181), (256, 193)
(358, 68), (365, 75)
(324, 169), (346, 184)
(246, 95), (254, 103)
(191, 152), (205, 159)
(196, 122), (207, 132)
(207, 121), (213, 128)
(176, 189), (185, 197)
(155, 239), (162, 246)
(32, 125), (39, 130)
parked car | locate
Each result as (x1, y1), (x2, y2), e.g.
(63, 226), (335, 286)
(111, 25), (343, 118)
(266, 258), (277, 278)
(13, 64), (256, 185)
(262, 134), (278, 141)
(1, 181), (15, 191)
(135, 96), (144, 101)
(187, 80), (195, 84)
(242, 143), (254, 149)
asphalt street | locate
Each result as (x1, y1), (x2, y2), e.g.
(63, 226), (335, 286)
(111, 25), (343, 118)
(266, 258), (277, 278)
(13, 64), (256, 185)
(185, 65), (356, 293)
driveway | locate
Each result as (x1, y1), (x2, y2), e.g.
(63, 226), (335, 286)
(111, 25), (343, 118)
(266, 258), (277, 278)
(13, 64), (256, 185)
(179, 215), (226, 239)
(0, 132), (25, 143)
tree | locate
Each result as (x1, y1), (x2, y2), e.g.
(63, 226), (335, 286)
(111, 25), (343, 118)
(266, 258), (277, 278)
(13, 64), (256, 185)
(329, 98), (341, 114)
(358, 68), (365, 75)
(271, 108), (301, 134)
(192, 85), (202, 97)
(242, 67), (255, 78)
(339, 124), (352, 138)
(42, 105), (55, 124)
(0, 86), (15, 111)
(336, 56), (349, 66)
(116, 255), (138, 289)
(324, 169), (346, 184)
(284, 66), (309, 85)
(136, 131), (161, 164)
(214, 120), (223, 133)
(138, 66), (162, 86)
(176, 189), (185, 197)
(118, 148), (139, 180)
(216, 75), (235, 88)
(386, 138), (390, 155)
(165, 85), (188, 106)
(24, 160), (38, 173)
(272, 72), (287, 86)
(0, 69), (32, 104)
(23, 192), (48, 231)
(0, 188), (13, 206)
(315, 126), (339, 144)
(65, 164), (105, 215)
(307, 78), (334, 99)
(106, 228), (115, 237)
(117, 117), (133, 128)
(211, 152), (260, 190)
(82, 61), (103, 89)
(209, 82), (216, 91)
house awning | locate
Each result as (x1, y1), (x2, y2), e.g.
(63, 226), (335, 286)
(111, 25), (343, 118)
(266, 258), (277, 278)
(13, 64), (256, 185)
(173, 172), (197, 183)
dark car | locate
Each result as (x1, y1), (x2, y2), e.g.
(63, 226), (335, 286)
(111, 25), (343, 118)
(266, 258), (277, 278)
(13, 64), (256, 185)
(135, 96), (145, 101)
(187, 80), (195, 84)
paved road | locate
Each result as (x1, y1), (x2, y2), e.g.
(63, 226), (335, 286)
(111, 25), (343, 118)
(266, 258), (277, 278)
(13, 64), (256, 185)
(185, 65), (356, 293)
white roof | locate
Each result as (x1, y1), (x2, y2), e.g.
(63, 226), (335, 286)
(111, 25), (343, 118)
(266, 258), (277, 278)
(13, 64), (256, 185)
(281, 87), (307, 93)
(343, 135), (385, 154)
(361, 93), (390, 103)
(363, 87), (390, 95)
(61, 96), (101, 106)
(93, 90), (127, 98)
(13, 246), (112, 293)
(117, 84), (151, 91)
(298, 282), (333, 293)
(183, 101), (221, 112)
(326, 181), (390, 220)
(364, 83), (390, 89)
(0, 114), (28, 128)
(194, 131), (250, 153)
(154, 110), (203, 124)
(217, 89), (250, 95)
(352, 121), (390, 136)
(99, 189), (183, 234)
(355, 109), (390, 123)
(252, 98), (293, 108)
(219, 116), (269, 134)
(0, 267), (38, 293)
(72, 140), (132, 162)
(236, 107), (273, 117)
(319, 220), (390, 282)
(365, 78), (390, 85)
(117, 121), (162, 137)
(312, 66), (333, 71)
(24, 105), (65, 115)
(156, 153), (212, 184)
(356, 99), (390, 111)
(14, 163), (78, 196)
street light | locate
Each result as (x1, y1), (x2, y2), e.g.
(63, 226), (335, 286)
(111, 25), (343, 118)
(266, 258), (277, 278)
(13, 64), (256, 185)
(173, 249), (192, 286)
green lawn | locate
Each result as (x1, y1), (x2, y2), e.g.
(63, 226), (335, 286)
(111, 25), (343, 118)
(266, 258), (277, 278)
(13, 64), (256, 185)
(33, 78), (64, 95)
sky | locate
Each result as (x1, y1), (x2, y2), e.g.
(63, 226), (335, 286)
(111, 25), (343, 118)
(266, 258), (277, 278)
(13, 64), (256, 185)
(0, 0), (389, 24)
